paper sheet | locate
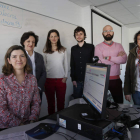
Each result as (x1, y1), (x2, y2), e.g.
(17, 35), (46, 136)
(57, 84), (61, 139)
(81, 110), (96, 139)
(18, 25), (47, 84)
(0, 131), (28, 140)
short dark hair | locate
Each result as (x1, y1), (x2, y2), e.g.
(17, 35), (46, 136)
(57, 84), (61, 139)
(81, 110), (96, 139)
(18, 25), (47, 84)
(74, 26), (86, 39)
(2, 45), (32, 76)
(43, 29), (65, 54)
(134, 31), (140, 45)
(20, 31), (39, 48)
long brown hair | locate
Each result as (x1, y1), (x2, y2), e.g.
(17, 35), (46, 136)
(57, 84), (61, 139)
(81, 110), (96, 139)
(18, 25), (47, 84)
(43, 29), (65, 54)
(2, 45), (32, 76)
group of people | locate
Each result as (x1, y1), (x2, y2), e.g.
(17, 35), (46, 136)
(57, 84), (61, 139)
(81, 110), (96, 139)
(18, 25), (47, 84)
(71, 25), (127, 105)
(0, 24), (139, 129)
(0, 28), (69, 128)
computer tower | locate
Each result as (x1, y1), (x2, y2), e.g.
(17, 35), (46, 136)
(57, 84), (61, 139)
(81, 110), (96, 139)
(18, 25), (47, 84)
(57, 104), (119, 140)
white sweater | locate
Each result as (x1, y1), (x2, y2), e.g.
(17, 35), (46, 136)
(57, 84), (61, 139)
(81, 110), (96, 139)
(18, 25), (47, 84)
(42, 50), (68, 78)
(135, 58), (140, 91)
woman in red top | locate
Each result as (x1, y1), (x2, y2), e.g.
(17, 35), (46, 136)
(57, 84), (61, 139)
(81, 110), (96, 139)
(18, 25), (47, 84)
(0, 45), (41, 128)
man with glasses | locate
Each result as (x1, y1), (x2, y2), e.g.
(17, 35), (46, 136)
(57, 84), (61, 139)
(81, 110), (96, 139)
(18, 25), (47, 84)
(95, 25), (127, 103)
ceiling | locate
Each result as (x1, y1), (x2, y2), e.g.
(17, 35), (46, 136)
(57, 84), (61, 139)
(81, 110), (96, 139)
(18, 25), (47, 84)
(69, 0), (140, 28)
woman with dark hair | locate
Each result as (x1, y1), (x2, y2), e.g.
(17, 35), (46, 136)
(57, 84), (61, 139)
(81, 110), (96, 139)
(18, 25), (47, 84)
(43, 29), (68, 115)
(124, 31), (140, 105)
(20, 31), (46, 101)
(0, 45), (41, 128)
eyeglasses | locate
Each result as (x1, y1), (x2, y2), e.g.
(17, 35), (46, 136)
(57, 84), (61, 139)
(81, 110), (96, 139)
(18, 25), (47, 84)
(103, 30), (113, 33)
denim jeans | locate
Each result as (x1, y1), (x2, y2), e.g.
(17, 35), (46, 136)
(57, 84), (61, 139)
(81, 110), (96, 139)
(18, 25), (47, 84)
(73, 81), (84, 99)
(132, 91), (140, 105)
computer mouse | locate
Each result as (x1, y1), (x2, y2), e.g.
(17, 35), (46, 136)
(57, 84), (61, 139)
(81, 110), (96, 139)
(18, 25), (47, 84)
(42, 125), (53, 133)
(39, 123), (53, 133)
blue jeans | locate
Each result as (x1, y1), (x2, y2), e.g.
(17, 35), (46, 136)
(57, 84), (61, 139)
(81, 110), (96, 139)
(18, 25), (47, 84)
(73, 81), (84, 99)
(132, 91), (140, 105)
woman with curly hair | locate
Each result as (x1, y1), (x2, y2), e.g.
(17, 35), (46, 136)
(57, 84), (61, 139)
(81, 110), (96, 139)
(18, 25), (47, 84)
(124, 31), (140, 105)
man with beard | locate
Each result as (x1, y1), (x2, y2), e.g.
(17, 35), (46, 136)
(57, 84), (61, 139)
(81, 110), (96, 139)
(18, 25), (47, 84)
(70, 26), (94, 99)
(95, 25), (127, 103)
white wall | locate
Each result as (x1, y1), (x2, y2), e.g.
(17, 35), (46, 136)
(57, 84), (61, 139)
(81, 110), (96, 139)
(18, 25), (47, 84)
(120, 26), (129, 86)
(82, 6), (131, 104)
(82, 6), (92, 43)
(129, 27), (140, 43)
(82, 6), (129, 85)
(0, 0), (83, 118)
(0, 1), (132, 115)
(0, 0), (82, 26)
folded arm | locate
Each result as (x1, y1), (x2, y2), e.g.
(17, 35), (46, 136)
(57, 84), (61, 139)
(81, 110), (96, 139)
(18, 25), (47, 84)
(107, 45), (127, 64)
(95, 46), (114, 65)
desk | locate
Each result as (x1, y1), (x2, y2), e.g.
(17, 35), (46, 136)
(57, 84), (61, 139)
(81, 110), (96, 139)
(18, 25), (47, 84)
(0, 119), (140, 140)
(0, 119), (90, 140)
(118, 104), (140, 121)
(0, 101), (140, 140)
(69, 99), (140, 121)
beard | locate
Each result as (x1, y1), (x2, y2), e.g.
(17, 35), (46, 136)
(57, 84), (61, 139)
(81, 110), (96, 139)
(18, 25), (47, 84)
(103, 34), (114, 41)
(77, 39), (84, 43)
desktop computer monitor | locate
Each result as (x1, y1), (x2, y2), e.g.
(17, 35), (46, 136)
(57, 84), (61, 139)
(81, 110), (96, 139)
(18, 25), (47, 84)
(83, 63), (111, 119)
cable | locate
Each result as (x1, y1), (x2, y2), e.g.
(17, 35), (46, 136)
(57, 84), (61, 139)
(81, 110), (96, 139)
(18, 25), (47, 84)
(99, 59), (102, 63)
(104, 119), (112, 123)
(56, 132), (76, 140)
(70, 130), (81, 140)
(129, 114), (138, 119)
(106, 109), (119, 121)
(69, 133), (78, 140)
(129, 107), (140, 114)
(118, 105), (140, 115)
(126, 128), (132, 140)
(55, 132), (69, 140)
(105, 126), (128, 140)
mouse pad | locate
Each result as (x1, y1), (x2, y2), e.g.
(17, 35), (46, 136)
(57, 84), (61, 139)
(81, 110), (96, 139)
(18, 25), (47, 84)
(25, 123), (60, 139)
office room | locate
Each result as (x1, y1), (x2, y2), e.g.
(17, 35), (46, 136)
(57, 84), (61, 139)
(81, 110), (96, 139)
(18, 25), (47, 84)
(0, 0), (140, 140)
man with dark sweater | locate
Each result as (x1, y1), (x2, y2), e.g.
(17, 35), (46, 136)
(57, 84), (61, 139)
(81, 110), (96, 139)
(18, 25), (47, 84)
(70, 26), (94, 99)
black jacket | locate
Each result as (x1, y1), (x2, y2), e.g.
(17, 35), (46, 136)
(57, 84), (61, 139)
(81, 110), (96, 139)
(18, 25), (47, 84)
(124, 46), (137, 95)
(70, 42), (94, 81)
(27, 51), (46, 92)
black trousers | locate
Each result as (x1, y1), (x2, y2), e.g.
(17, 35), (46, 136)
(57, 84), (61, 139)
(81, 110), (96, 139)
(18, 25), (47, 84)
(108, 78), (123, 103)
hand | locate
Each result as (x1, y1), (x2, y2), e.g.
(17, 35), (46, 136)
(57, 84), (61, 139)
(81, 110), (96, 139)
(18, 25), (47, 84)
(20, 123), (24, 126)
(103, 56), (108, 59)
(73, 81), (77, 87)
(62, 78), (67, 83)
(125, 95), (131, 102)
(117, 51), (125, 57)
(103, 56), (109, 60)
(38, 87), (41, 92)
(30, 120), (34, 123)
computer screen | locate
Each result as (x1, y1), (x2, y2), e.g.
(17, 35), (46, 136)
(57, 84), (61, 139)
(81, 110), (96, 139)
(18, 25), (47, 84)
(83, 63), (110, 119)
